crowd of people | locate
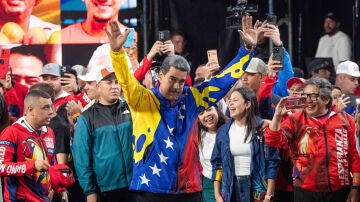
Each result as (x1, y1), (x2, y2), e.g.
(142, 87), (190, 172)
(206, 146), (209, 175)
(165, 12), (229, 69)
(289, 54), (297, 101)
(0, 11), (359, 202)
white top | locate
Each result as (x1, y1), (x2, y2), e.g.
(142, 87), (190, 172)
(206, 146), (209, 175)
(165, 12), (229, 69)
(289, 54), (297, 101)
(315, 31), (352, 69)
(199, 131), (217, 179)
(229, 122), (252, 176)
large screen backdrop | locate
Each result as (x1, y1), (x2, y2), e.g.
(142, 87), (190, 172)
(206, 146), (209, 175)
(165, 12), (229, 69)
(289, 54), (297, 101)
(0, 0), (137, 88)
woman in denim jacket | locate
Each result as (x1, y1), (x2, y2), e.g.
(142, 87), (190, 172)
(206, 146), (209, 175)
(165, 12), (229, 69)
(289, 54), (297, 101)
(211, 87), (280, 202)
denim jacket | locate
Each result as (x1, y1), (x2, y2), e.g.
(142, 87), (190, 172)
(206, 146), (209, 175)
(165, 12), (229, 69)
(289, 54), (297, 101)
(211, 118), (280, 202)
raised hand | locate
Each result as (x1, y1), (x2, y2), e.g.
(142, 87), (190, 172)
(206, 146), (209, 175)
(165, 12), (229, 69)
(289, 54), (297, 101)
(267, 53), (283, 76)
(161, 40), (175, 56)
(147, 41), (163, 60)
(238, 15), (260, 46)
(104, 21), (131, 52)
(263, 24), (282, 46)
(334, 94), (350, 112)
(205, 61), (220, 80)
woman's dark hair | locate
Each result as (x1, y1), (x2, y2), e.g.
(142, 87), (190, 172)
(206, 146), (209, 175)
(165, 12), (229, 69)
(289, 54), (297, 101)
(232, 87), (261, 143)
(0, 95), (10, 133)
(197, 105), (227, 147)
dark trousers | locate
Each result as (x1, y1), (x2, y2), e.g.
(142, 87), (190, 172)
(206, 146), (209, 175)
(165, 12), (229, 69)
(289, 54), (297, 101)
(275, 190), (294, 202)
(294, 187), (349, 202)
(132, 191), (202, 202)
(100, 188), (133, 202)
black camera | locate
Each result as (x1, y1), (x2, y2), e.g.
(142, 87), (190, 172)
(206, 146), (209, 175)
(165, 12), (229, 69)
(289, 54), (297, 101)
(225, 0), (258, 30)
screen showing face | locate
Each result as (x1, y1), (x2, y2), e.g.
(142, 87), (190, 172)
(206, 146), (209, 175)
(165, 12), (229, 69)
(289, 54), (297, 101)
(0, 0), (138, 90)
(60, 0), (137, 44)
(0, 0), (61, 45)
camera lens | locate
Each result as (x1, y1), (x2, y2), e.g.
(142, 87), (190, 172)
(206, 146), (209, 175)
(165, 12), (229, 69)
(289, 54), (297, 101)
(0, 59), (4, 64)
(274, 48), (279, 53)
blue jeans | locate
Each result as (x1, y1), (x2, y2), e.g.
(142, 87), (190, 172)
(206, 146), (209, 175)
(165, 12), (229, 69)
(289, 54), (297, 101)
(233, 175), (251, 202)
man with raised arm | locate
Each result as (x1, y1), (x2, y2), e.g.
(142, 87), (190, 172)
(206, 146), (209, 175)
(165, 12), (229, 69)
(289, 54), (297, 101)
(106, 15), (258, 201)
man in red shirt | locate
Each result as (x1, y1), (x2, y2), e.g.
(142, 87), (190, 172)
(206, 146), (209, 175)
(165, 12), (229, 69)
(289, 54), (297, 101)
(0, 90), (68, 201)
(265, 77), (360, 202)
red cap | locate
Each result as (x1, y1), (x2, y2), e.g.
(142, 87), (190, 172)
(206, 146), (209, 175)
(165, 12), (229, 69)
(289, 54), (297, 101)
(286, 77), (306, 89)
(48, 164), (75, 193)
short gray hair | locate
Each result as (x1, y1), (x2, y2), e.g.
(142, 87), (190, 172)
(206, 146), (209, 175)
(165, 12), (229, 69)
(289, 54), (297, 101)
(161, 55), (190, 75)
(305, 77), (332, 107)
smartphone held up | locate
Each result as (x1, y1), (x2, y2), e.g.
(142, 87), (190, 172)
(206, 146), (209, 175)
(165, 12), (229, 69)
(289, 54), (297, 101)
(272, 46), (284, 71)
(157, 30), (170, 42)
(283, 96), (307, 110)
(207, 49), (219, 64)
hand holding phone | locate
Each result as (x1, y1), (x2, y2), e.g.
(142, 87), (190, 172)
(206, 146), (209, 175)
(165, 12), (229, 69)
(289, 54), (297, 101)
(272, 46), (284, 70)
(283, 96), (307, 110)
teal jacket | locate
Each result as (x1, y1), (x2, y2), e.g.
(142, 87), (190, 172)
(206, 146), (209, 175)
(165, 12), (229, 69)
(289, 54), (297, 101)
(72, 100), (133, 195)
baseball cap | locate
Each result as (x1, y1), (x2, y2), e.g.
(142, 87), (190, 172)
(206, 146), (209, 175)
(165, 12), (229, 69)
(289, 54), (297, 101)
(48, 164), (75, 193)
(325, 12), (339, 22)
(307, 58), (334, 72)
(41, 63), (61, 77)
(244, 58), (267, 75)
(96, 66), (115, 83)
(286, 77), (306, 89)
(78, 66), (100, 82)
(336, 61), (360, 77)
(71, 65), (87, 77)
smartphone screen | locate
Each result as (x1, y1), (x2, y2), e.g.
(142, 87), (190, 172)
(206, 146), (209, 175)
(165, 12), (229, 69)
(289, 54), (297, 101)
(0, 49), (10, 79)
(158, 30), (170, 42)
(124, 28), (135, 48)
(284, 96), (307, 109)
(207, 49), (219, 64)
(266, 14), (277, 25)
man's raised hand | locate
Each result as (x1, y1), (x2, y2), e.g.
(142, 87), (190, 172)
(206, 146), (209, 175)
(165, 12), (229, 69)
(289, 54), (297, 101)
(104, 21), (131, 52)
(238, 15), (260, 47)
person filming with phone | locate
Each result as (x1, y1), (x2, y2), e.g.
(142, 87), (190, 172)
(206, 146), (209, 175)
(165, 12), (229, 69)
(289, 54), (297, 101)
(265, 77), (360, 202)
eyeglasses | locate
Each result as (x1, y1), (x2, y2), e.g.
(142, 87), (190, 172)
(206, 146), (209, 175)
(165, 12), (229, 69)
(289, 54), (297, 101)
(301, 93), (320, 101)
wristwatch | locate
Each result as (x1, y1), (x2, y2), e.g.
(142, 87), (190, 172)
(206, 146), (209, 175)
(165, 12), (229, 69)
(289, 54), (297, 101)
(351, 185), (360, 192)
(265, 195), (275, 201)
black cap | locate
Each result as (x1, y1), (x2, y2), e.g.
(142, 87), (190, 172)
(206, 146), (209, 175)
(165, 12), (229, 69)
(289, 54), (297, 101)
(325, 12), (340, 22)
(307, 58), (334, 72)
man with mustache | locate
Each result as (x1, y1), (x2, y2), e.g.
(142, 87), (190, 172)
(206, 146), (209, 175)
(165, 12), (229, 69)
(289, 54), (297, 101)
(105, 15), (258, 201)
